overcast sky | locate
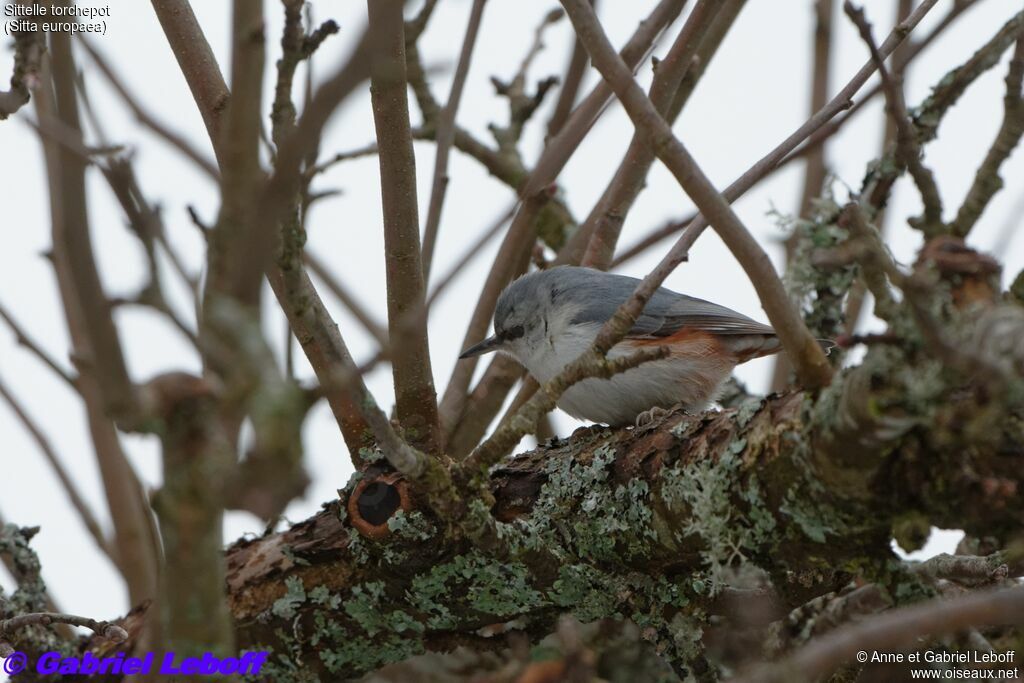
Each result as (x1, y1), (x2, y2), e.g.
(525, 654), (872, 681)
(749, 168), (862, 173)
(1, 0), (1021, 627)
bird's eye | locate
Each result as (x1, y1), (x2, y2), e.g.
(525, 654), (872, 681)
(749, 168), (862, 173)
(504, 325), (525, 340)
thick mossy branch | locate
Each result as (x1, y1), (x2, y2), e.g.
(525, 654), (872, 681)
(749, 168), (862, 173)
(216, 331), (1023, 678)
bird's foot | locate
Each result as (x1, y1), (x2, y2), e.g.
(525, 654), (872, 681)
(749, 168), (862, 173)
(634, 406), (671, 428)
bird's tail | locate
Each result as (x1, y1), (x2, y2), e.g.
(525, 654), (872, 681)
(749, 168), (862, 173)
(727, 335), (836, 362)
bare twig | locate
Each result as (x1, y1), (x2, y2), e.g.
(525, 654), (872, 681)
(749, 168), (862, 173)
(304, 140), (379, 177)
(34, 46), (159, 608)
(439, 0), (687, 439)
(0, 0), (44, 119)
(731, 587), (1024, 683)
(841, 0), (913, 339)
(420, 0), (488, 281)
(771, 0), (835, 391)
(49, 35), (142, 430)
(76, 38), (220, 181)
(797, 0), (836, 223)
(845, 1), (944, 232)
(426, 202), (518, 309)
(615, 0), (957, 268)
(304, 252), (389, 347)
(561, 0), (833, 388)
(0, 612), (127, 643)
(0, 377), (112, 560)
(581, 0), (745, 270)
(619, 0), (941, 275)
(545, 0), (596, 139)
(0, 303), (78, 391)
(205, 0), (267, 318)
(949, 33), (1024, 238)
(149, 0), (231, 163)
(464, 346), (670, 470)
(256, 6), (378, 463)
(352, 203), (517, 385)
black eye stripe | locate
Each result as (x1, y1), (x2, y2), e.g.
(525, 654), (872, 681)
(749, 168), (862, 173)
(504, 325), (525, 340)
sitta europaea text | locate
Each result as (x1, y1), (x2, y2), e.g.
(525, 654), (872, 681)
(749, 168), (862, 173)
(460, 266), (830, 426)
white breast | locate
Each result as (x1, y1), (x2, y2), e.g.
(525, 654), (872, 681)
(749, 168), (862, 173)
(511, 320), (734, 426)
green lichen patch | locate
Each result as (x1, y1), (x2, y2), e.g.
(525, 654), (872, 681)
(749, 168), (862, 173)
(271, 575), (307, 619)
(508, 444), (659, 562)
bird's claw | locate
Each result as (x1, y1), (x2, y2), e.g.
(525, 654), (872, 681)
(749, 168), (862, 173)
(634, 405), (671, 428)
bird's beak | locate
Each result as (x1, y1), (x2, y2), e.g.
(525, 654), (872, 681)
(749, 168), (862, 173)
(459, 334), (502, 359)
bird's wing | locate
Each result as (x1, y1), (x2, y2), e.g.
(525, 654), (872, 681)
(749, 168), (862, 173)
(561, 269), (775, 339)
(626, 292), (776, 340)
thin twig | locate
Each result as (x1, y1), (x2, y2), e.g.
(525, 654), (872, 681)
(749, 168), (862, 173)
(619, 0), (941, 275)
(76, 38), (221, 181)
(841, 0), (913, 339)
(615, 0), (961, 268)
(355, 202), (517, 379)
(545, 0), (597, 139)
(149, 0), (231, 161)
(771, 0), (835, 391)
(845, 1), (944, 232)
(730, 587), (1024, 683)
(0, 612), (127, 643)
(420, 0), (488, 282)
(463, 347), (670, 470)
(304, 251), (389, 347)
(561, 0), (833, 388)
(0, 303), (78, 391)
(949, 33), (1024, 238)
(35, 41), (160, 607)
(304, 140), (379, 178)
(581, 0), (743, 270)
(0, 377), (113, 561)
(438, 0), (687, 439)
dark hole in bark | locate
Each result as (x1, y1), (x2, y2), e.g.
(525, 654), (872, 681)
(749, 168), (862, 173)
(357, 482), (401, 525)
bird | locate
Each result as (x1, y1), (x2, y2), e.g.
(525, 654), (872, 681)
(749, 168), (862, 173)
(459, 265), (830, 426)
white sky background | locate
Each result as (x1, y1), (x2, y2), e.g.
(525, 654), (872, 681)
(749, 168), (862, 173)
(0, 0), (1021, 626)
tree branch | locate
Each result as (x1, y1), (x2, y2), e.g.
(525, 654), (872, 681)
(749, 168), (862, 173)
(48, 32), (141, 429)
(845, 1), (944, 234)
(0, 303), (78, 391)
(0, 376), (113, 561)
(733, 587), (1024, 683)
(367, 0), (442, 455)
(149, 0), (230, 165)
(560, 0), (833, 388)
(949, 31), (1024, 238)
(581, 0), (746, 270)
(420, 0), (488, 282)
(613, 0), (945, 269)
(439, 0), (687, 443)
(0, 0), (45, 120)
(36, 34), (160, 607)
(304, 251), (389, 347)
(76, 38), (220, 181)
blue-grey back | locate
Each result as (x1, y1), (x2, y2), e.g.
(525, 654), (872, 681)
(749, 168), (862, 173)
(498, 266), (775, 338)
